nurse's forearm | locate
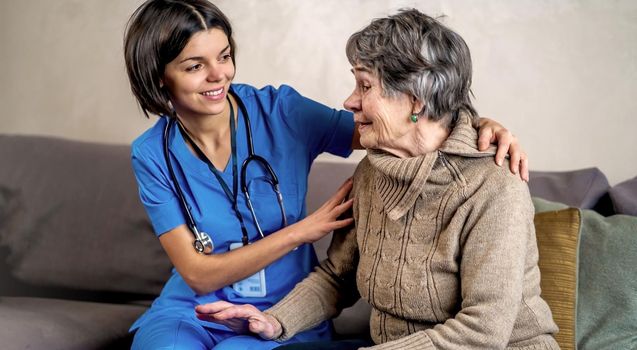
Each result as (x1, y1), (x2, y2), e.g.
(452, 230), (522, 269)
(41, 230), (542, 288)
(159, 179), (354, 295)
(184, 226), (314, 295)
(161, 216), (347, 295)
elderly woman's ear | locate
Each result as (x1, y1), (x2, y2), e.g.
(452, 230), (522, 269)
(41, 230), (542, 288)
(411, 97), (425, 120)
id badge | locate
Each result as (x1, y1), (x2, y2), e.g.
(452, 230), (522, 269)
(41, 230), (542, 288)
(229, 242), (267, 297)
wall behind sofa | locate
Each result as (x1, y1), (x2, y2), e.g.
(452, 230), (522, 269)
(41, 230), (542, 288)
(1, 0), (635, 185)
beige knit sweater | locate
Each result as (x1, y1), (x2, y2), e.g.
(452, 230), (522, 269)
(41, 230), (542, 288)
(267, 116), (559, 349)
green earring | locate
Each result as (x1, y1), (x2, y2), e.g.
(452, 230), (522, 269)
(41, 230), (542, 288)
(410, 114), (418, 123)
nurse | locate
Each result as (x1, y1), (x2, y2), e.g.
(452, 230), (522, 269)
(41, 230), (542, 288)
(123, 0), (528, 349)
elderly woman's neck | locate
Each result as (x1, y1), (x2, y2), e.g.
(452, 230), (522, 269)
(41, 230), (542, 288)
(382, 119), (451, 159)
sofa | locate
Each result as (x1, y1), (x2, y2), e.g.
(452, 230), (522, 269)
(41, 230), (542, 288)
(1, 134), (636, 349)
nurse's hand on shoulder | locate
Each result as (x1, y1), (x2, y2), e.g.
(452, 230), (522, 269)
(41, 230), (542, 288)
(477, 117), (529, 182)
(196, 301), (282, 340)
(291, 178), (354, 244)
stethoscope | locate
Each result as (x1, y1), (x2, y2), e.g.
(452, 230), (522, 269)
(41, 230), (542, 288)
(162, 88), (287, 255)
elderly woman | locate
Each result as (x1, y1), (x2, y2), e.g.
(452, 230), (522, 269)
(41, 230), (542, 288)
(196, 9), (559, 350)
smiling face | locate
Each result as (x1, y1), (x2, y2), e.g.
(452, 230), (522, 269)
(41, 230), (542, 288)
(161, 27), (235, 121)
(344, 66), (422, 156)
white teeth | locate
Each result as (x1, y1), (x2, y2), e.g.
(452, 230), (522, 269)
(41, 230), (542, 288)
(202, 88), (223, 96)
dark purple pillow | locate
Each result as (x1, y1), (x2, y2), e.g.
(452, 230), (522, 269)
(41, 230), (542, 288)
(528, 168), (610, 209)
(609, 176), (637, 216)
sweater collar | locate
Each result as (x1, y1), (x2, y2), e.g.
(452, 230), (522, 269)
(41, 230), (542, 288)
(439, 114), (497, 158)
(367, 148), (437, 221)
(367, 114), (496, 221)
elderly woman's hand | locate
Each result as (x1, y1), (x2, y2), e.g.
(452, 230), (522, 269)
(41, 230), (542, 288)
(477, 117), (529, 182)
(195, 301), (283, 340)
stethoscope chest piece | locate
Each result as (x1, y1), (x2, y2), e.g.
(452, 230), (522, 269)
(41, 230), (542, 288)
(194, 230), (214, 254)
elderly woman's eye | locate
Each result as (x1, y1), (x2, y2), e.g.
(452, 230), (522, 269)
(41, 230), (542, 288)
(361, 85), (371, 92)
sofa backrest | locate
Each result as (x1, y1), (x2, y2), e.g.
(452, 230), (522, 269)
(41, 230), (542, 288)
(0, 134), (172, 300)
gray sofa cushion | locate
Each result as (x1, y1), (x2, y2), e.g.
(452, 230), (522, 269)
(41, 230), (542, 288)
(609, 176), (637, 216)
(0, 296), (146, 350)
(528, 168), (610, 210)
(0, 134), (171, 297)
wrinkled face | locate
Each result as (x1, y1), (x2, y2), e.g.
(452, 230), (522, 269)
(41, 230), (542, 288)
(162, 28), (235, 120)
(343, 66), (416, 153)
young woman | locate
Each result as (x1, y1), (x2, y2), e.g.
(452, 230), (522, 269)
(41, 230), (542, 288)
(124, 1), (528, 349)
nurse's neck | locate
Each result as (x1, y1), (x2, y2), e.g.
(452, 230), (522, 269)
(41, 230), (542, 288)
(176, 99), (235, 151)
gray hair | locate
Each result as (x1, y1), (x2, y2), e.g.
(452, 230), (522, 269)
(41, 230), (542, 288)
(346, 9), (477, 127)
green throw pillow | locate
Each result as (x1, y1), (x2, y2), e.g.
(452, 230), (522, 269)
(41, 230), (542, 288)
(533, 197), (569, 213)
(577, 210), (637, 350)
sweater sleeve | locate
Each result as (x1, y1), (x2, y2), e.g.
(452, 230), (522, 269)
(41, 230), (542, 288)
(265, 197), (361, 341)
(365, 175), (535, 350)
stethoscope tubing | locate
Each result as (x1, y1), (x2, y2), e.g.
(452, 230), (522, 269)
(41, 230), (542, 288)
(162, 88), (287, 253)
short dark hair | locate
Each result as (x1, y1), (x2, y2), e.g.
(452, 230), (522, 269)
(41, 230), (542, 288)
(124, 0), (236, 118)
(346, 9), (477, 127)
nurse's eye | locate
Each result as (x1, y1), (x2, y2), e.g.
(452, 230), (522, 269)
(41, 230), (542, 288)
(219, 54), (232, 62)
(185, 63), (203, 72)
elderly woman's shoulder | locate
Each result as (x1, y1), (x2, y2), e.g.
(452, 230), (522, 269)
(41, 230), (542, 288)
(453, 155), (531, 197)
(449, 155), (534, 219)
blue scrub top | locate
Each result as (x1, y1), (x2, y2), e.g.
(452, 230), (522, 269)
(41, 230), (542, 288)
(129, 84), (354, 332)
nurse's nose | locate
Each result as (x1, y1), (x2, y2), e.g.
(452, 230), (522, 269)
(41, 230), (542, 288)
(206, 65), (225, 82)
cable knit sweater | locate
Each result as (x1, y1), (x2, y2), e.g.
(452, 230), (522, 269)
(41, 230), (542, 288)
(266, 116), (559, 349)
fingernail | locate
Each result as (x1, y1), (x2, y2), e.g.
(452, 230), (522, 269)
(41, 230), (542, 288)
(496, 159), (502, 166)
